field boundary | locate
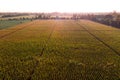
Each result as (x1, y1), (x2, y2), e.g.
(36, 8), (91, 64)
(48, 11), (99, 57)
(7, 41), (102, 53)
(0, 21), (34, 39)
(76, 22), (120, 56)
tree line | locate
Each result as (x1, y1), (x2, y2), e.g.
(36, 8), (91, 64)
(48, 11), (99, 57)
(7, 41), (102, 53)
(74, 12), (120, 28)
(1, 12), (120, 28)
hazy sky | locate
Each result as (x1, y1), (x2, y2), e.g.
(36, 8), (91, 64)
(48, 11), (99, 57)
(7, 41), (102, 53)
(0, 0), (120, 12)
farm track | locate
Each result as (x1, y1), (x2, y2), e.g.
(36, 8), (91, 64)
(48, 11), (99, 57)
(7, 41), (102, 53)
(39, 24), (56, 56)
(0, 21), (34, 39)
(76, 22), (120, 56)
(27, 24), (56, 80)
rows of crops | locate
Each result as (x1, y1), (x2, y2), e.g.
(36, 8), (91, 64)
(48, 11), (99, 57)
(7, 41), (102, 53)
(0, 20), (119, 80)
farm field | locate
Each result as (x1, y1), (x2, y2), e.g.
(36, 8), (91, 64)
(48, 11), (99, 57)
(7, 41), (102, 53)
(0, 20), (30, 30)
(0, 20), (120, 80)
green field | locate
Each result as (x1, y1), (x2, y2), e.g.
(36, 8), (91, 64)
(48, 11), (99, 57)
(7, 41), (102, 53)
(0, 20), (120, 80)
(0, 20), (30, 30)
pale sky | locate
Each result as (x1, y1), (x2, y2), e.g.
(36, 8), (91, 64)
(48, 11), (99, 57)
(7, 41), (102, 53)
(0, 0), (120, 13)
